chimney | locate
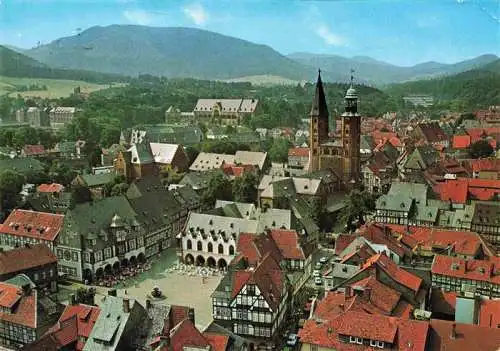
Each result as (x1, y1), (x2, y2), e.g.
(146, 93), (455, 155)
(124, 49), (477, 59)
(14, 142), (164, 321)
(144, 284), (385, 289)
(146, 299), (151, 310)
(108, 289), (117, 297)
(70, 294), (77, 305)
(123, 298), (130, 313)
(188, 308), (195, 325)
(450, 323), (457, 340)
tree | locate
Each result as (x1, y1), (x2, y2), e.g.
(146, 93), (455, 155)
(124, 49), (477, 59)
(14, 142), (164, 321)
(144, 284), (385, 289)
(469, 140), (494, 159)
(103, 175), (127, 197)
(0, 170), (26, 214)
(75, 287), (96, 305)
(201, 173), (232, 207)
(71, 184), (93, 203)
(48, 161), (77, 186)
(110, 183), (129, 196)
(268, 138), (292, 163)
(341, 189), (376, 229)
(232, 172), (257, 203)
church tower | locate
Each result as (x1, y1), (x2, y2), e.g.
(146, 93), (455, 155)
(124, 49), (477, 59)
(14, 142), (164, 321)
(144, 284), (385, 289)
(340, 72), (361, 185)
(309, 70), (329, 172)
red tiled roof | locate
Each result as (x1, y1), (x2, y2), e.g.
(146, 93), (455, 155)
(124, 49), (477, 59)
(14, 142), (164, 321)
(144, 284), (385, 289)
(203, 333), (229, 351)
(335, 234), (357, 255)
(429, 289), (457, 316)
(288, 147), (309, 157)
(38, 183), (65, 193)
(23, 144), (46, 156)
(452, 135), (471, 149)
(0, 244), (57, 276)
(58, 304), (101, 348)
(372, 131), (398, 144)
(431, 255), (500, 285)
(433, 178), (469, 204)
(236, 233), (259, 265)
(54, 315), (79, 348)
(417, 122), (448, 143)
(221, 164), (255, 177)
(387, 224), (484, 257)
(269, 229), (305, 260)
(0, 282), (36, 328)
(478, 299), (500, 328)
(358, 223), (411, 258)
(351, 276), (403, 314)
(235, 232), (283, 267)
(298, 311), (429, 351)
(0, 210), (65, 242)
(429, 319), (500, 351)
(466, 159), (500, 173)
(389, 136), (402, 148)
(363, 253), (422, 293)
(168, 305), (192, 332)
(169, 319), (210, 351)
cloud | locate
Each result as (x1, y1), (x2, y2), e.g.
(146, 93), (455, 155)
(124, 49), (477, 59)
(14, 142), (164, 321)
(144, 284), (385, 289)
(123, 9), (157, 25)
(315, 25), (346, 47)
(183, 3), (209, 26)
(17, 32), (23, 38)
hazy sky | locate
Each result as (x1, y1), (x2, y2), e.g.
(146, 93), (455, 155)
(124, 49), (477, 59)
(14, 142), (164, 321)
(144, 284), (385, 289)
(1, 0), (498, 66)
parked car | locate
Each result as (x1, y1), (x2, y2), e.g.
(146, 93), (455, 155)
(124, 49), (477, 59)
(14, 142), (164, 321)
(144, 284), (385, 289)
(319, 256), (329, 264)
(314, 277), (322, 285)
(313, 270), (320, 277)
(287, 333), (299, 346)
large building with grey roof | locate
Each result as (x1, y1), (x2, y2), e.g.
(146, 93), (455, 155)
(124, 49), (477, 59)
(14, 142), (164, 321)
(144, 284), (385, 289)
(193, 98), (259, 125)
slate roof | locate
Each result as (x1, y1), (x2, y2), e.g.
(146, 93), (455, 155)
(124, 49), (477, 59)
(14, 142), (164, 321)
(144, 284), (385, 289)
(78, 173), (115, 187)
(184, 213), (259, 239)
(0, 209), (65, 242)
(376, 182), (428, 212)
(180, 170), (226, 191)
(84, 296), (143, 351)
(128, 143), (154, 164)
(0, 244), (56, 276)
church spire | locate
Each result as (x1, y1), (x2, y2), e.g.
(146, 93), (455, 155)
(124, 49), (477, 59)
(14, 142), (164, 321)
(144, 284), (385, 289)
(310, 69), (329, 120)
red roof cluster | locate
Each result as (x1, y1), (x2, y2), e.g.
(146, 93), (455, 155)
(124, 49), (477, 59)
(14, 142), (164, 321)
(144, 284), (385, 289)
(466, 158), (500, 173)
(453, 135), (471, 149)
(433, 177), (500, 203)
(0, 244), (57, 276)
(55, 304), (101, 350)
(167, 319), (210, 351)
(0, 281), (37, 328)
(478, 299), (500, 328)
(269, 229), (305, 260)
(372, 131), (398, 145)
(386, 224), (485, 257)
(298, 310), (429, 350)
(38, 183), (65, 193)
(429, 319), (500, 351)
(203, 333), (230, 351)
(288, 147), (310, 157)
(362, 253), (422, 293)
(431, 255), (500, 285)
(0, 209), (65, 242)
(417, 122), (449, 144)
(23, 144), (46, 156)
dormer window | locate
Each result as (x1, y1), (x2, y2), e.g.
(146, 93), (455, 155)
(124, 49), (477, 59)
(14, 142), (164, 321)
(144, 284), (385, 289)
(349, 336), (363, 344)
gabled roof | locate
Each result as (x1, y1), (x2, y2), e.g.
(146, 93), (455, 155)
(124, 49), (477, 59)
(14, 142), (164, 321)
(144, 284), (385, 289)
(269, 229), (305, 260)
(0, 279), (37, 328)
(431, 255), (500, 285)
(417, 122), (448, 143)
(298, 310), (429, 350)
(78, 173), (115, 187)
(231, 254), (285, 311)
(0, 244), (57, 276)
(362, 253), (422, 293)
(168, 319), (210, 351)
(128, 143), (154, 164)
(288, 147), (309, 157)
(189, 152), (235, 172)
(149, 143), (181, 164)
(0, 209), (65, 242)
(234, 150), (267, 170)
(203, 333), (229, 351)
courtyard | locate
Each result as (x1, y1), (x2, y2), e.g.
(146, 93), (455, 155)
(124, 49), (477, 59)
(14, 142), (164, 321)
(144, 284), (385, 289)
(91, 248), (224, 331)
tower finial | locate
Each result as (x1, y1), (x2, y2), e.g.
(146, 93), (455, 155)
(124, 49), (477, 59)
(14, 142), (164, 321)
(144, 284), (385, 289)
(350, 69), (355, 87)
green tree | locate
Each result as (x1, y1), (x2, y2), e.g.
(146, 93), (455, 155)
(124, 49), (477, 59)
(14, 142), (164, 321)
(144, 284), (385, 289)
(232, 172), (257, 203)
(268, 138), (292, 163)
(103, 175), (127, 197)
(71, 184), (93, 204)
(341, 189), (376, 228)
(469, 140), (494, 159)
(0, 170), (26, 213)
(201, 173), (232, 207)
(48, 161), (77, 185)
(110, 183), (128, 196)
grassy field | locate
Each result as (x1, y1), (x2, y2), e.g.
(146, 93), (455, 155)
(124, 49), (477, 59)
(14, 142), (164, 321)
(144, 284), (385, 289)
(0, 76), (122, 98)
